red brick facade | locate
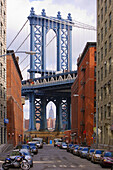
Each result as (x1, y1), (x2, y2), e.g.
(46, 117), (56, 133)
(71, 42), (96, 146)
(7, 50), (23, 146)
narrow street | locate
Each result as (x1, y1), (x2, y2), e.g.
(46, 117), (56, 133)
(31, 144), (109, 170)
(0, 144), (111, 170)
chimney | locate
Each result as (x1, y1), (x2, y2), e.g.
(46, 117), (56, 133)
(16, 56), (19, 63)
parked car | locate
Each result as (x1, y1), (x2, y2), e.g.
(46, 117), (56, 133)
(54, 138), (62, 147)
(56, 142), (62, 148)
(87, 149), (95, 160)
(100, 151), (113, 168)
(67, 144), (73, 152)
(91, 149), (104, 163)
(70, 144), (79, 153)
(76, 147), (84, 156)
(80, 147), (89, 158)
(15, 144), (31, 152)
(32, 138), (43, 148)
(20, 149), (33, 167)
(73, 146), (79, 155)
(27, 142), (38, 154)
(60, 142), (67, 149)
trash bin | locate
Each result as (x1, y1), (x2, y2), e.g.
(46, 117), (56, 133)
(50, 140), (52, 144)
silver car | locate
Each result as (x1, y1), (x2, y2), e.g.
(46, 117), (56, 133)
(20, 149), (33, 167)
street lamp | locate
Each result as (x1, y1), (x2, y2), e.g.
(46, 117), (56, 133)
(73, 93), (98, 148)
(0, 51), (36, 57)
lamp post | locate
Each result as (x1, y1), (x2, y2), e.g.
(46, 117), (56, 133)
(73, 94), (98, 148)
(0, 51), (36, 57)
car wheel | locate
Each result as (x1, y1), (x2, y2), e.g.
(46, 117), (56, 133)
(31, 163), (33, 168)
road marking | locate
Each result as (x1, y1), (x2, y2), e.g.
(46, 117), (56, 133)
(59, 165), (67, 167)
(53, 165), (56, 167)
(79, 165), (85, 167)
(57, 160), (61, 162)
(70, 165), (76, 167)
(33, 161), (54, 163)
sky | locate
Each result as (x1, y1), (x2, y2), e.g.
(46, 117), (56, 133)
(7, 0), (96, 119)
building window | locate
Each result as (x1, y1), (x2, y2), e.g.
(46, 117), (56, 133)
(94, 51), (96, 61)
(104, 105), (107, 119)
(98, 90), (99, 101)
(98, 33), (100, 46)
(94, 97), (96, 108)
(101, 87), (103, 101)
(98, 71), (100, 83)
(101, 67), (103, 81)
(4, 106), (5, 118)
(0, 63), (2, 77)
(98, 52), (100, 65)
(4, 88), (5, 100)
(101, 47), (103, 61)
(1, 104), (2, 118)
(94, 81), (96, 92)
(105, 41), (107, 56)
(94, 66), (96, 77)
(108, 81), (111, 94)
(109, 57), (111, 73)
(104, 62), (107, 77)
(101, 28), (103, 41)
(1, 84), (2, 97)
(109, 12), (111, 28)
(105, 0), (107, 13)
(108, 103), (111, 117)
(101, 107), (103, 120)
(101, 8), (103, 22)
(105, 20), (107, 35)
(109, 35), (112, 50)
(1, 127), (3, 144)
(3, 68), (5, 80)
(98, 15), (100, 26)
(104, 85), (107, 98)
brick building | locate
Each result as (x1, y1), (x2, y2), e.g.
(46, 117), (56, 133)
(71, 42), (96, 146)
(71, 76), (78, 143)
(7, 50), (23, 146)
(0, 0), (7, 145)
(97, 0), (113, 147)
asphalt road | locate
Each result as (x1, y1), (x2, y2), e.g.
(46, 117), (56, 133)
(32, 144), (110, 170)
(0, 144), (111, 170)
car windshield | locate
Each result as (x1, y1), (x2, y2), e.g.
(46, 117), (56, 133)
(36, 141), (40, 144)
(75, 146), (79, 149)
(79, 148), (83, 150)
(22, 145), (30, 149)
(29, 143), (35, 146)
(83, 148), (88, 151)
(90, 149), (95, 153)
(104, 152), (113, 157)
(62, 142), (66, 145)
(96, 150), (104, 154)
(69, 144), (73, 147)
(20, 151), (29, 156)
(11, 151), (20, 156)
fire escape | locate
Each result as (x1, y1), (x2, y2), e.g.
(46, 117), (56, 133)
(80, 65), (86, 142)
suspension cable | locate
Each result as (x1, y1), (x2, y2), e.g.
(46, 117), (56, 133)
(15, 33), (30, 52)
(21, 64), (29, 72)
(19, 54), (29, 65)
(7, 20), (28, 49)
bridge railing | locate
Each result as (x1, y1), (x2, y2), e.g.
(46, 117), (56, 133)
(22, 71), (77, 87)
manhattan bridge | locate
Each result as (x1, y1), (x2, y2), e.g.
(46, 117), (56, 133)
(8, 8), (96, 134)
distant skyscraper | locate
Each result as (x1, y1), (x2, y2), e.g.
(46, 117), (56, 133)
(49, 104), (54, 119)
(47, 104), (56, 130)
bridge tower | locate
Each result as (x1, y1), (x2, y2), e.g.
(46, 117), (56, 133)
(24, 8), (74, 131)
